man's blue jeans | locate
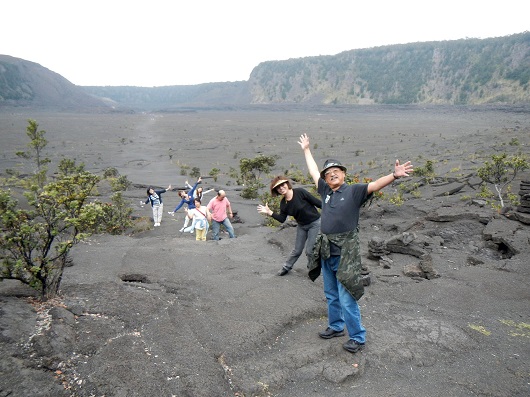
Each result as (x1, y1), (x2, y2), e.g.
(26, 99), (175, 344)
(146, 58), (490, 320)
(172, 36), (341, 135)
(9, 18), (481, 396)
(284, 218), (320, 270)
(211, 217), (235, 240)
(321, 255), (366, 343)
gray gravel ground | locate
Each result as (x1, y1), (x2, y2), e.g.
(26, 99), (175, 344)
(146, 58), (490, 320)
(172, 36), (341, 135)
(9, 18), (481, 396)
(1, 106), (529, 396)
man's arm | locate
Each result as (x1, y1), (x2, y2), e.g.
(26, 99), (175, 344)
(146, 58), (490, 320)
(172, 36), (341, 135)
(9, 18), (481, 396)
(298, 133), (320, 187)
(304, 189), (322, 208)
(368, 159), (413, 194)
(226, 201), (233, 219)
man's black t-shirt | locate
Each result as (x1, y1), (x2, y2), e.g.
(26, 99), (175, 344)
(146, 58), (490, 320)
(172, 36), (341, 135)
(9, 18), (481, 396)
(318, 179), (371, 255)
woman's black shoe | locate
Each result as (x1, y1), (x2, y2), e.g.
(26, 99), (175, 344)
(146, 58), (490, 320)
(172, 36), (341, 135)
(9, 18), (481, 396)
(277, 268), (289, 276)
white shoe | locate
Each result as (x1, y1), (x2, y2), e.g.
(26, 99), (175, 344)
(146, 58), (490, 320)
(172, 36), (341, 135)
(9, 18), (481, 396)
(168, 212), (174, 216)
(179, 228), (184, 232)
(189, 230), (194, 233)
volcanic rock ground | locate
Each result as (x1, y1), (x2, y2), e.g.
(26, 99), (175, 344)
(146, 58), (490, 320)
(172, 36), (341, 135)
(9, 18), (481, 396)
(1, 105), (529, 397)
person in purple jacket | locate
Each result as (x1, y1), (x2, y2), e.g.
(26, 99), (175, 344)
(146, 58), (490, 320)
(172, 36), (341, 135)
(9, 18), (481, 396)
(258, 176), (322, 276)
(169, 176), (202, 232)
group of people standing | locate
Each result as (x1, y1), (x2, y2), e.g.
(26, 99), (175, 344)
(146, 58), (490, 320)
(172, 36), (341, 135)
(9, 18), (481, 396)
(145, 133), (413, 355)
(258, 133), (413, 354)
(144, 176), (236, 241)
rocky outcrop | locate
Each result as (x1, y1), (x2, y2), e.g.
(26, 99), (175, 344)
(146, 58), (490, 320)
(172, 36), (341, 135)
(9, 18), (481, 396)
(426, 206), (492, 224)
(482, 218), (528, 258)
(513, 181), (530, 224)
(368, 232), (442, 279)
(385, 232), (427, 258)
(403, 255), (440, 280)
(517, 180), (530, 212)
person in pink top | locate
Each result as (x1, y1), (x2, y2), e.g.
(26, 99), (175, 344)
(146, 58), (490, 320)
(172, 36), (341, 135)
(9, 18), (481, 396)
(207, 190), (236, 240)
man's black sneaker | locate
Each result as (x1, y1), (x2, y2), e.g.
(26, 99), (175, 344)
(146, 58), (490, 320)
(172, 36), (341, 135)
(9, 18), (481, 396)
(277, 268), (289, 276)
(318, 327), (345, 339)
(343, 339), (364, 353)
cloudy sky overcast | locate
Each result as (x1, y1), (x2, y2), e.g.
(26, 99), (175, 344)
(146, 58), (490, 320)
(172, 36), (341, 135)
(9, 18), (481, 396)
(2, 0), (528, 87)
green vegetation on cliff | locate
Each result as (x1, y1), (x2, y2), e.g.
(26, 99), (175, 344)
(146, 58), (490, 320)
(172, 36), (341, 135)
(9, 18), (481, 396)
(249, 32), (530, 105)
(1, 33), (528, 108)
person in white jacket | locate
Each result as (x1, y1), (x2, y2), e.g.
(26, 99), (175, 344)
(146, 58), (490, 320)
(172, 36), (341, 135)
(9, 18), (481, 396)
(184, 198), (212, 241)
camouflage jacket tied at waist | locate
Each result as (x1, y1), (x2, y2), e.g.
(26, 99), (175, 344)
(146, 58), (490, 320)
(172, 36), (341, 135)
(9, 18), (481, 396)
(308, 229), (364, 301)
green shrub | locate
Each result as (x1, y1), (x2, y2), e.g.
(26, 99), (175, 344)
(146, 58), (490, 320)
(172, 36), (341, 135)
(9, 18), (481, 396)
(388, 191), (405, 206)
(103, 167), (120, 178)
(109, 175), (131, 192)
(477, 153), (529, 207)
(189, 167), (201, 179)
(97, 192), (133, 234)
(209, 168), (221, 182)
(59, 158), (85, 176)
(239, 155), (278, 198)
(0, 120), (134, 300)
(414, 159), (435, 178)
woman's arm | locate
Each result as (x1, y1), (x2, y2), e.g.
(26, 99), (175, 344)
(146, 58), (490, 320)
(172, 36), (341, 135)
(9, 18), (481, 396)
(173, 199), (185, 212)
(188, 177), (202, 198)
(257, 202), (287, 223)
(303, 189), (322, 208)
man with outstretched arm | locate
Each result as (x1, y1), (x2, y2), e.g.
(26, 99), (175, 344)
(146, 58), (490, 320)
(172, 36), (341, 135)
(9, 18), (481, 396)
(298, 133), (413, 353)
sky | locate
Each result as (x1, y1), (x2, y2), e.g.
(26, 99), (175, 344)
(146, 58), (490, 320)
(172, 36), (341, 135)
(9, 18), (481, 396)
(2, 1), (528, 87)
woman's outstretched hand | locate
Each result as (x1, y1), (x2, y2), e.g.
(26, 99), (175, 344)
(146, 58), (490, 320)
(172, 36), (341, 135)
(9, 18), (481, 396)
(257, 203), (272, 216)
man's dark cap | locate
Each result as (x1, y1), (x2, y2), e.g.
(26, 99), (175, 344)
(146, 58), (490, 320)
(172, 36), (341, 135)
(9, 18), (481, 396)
(320, 159), (347, 178)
